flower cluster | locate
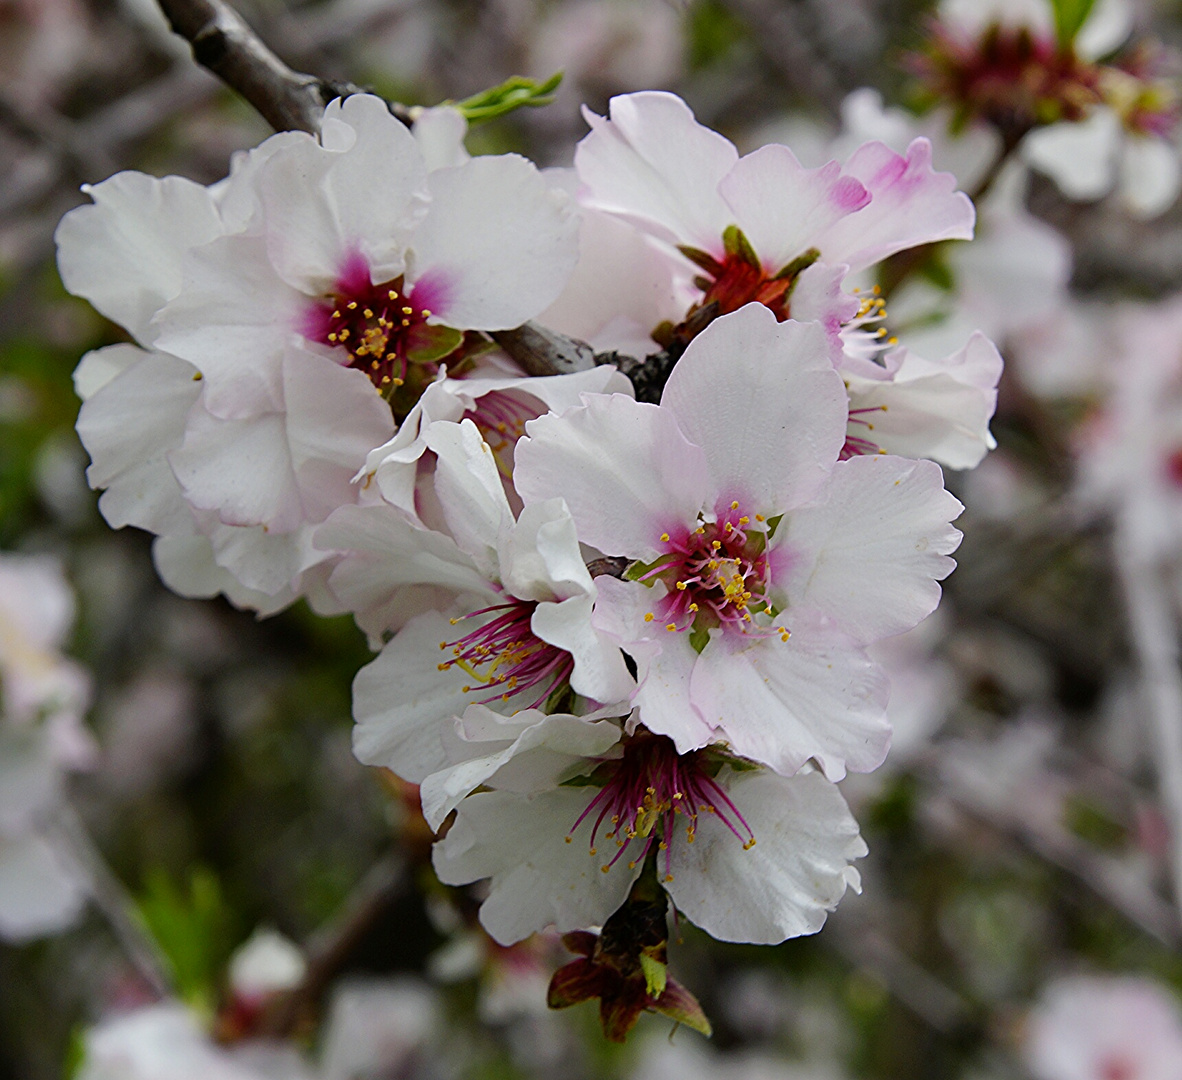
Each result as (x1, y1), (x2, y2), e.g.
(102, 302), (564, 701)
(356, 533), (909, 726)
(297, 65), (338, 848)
(57, 89), (993, 1035)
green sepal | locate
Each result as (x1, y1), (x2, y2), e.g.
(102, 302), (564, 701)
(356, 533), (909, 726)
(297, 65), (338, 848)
(453, 72), (564, 124)
(1050, 0), (1098, 49)
(773, 246), (821, 281)
(404, 322), (464, 365)
(623, 556), (665, 583)
(688, 623), (710, 654)
(765, 513), (784, 538)
(639, 951), (668, 998)
(722, 224), (761, 269)
(653, 978), (713, 1037)
(678, 245), (724, 275)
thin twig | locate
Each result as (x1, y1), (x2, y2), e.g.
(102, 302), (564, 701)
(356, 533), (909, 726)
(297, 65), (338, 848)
(52, 805), (174, 999)
(155, 0), (370, 134)
(261, 853), (406, 1036)
(1117, 526), (1182, 923)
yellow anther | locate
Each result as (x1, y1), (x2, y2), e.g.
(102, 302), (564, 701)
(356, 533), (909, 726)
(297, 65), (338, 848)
(738, 516), (749, 525)
(644, 612), (655, 622)
(664, 873), (674, 882)
(601, 865), (611, 873)
(363, 308), (374, 318)
(688, 603), (698, 612)
(676, 581), (688, 590)
(743, 838), (757, 850)
(589, 847), (597, 856)
(401, 319), (410, 327)
(328, 333), (338, 342)
(755, 514), (765, 522)
(730, 500), (739, 510)
(347, 301), (357, 310)
(331, 310), (341, 318)
(660, 532), (670, 542)
(665, 623), (677, 632)
(402, 306), (413, 315)
(565, 836), (572, 844)
(421, 309), (432, 317)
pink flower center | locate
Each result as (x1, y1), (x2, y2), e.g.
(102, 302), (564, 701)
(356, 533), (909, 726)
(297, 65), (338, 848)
(438, 599), (574, 709)
(637, 501), (787, 642)
(466, 391), (543, 480)
(566, 734), (755, 881)
(1164, 447), (1182, 488)
(1099, 1056), (1136, 1080)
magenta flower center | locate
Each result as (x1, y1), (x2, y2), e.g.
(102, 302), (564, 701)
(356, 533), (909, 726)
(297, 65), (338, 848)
(566, 734), (755, 882)
(638, 501), (787, 640)
(438, 599), (574, 709)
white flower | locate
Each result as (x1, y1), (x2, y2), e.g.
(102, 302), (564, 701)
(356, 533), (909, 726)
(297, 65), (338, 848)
(1024, 975), (1182, 1080)
(432, 718), (866, 946)
(0, 553), (92, 942)
(341, 418), (635, 774)
(515, 304), (963, 779)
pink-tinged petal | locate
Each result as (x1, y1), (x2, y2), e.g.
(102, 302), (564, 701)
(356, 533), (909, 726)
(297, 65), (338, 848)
(813, 138), (975, 273)
(690, 628), (891, 779)
(788, 262), (859, 344)
(500, 498), (593, 603)
(151, 233), (297, 419)
(661, 306), (847, 512)
(409, 154), (579, 329)
(205, 519), (326, 598)
(55, 171), (222, 346)
(75, 348), (203, 537)
(170, 409), (302, 533)
(257, 96), (427, 291)
(574, 91), (737, 252)
(779, 455), (963, 644)
(844, 334), (1003, 469)
(433, 787), (641, 945)
(514, 394), (708, 561)
(317, 503), (494, 645)
(665, 767), (866, 944)
(719, 145), (870, 272)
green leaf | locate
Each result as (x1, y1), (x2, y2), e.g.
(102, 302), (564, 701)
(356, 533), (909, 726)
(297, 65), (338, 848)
(453, 72), (563, 124)
(1051, 0), (1098, 48)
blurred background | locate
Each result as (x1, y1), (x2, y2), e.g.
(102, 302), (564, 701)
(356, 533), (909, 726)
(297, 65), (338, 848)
(6, 0), (1182, 1077)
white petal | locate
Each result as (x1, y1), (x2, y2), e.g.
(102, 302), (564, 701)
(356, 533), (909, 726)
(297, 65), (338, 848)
(151, 534), (296, 616)
(76, 349), (203, 536)
(1076, 0), (1132, 59)
(317, 501), (493, 639)
(689, 626), (891, 779)
(514, 394), (708, 560)
(662, 306), (847, 511)
(55, 171), (222, 344)
(665, 767), (866, 944)
(0, 834), (87, 943)
(424, 418), (512, 577)
(73, 343), (143, 401)
(1022, 111), (1120, 201)
(531, 593), (635, 704)
(152, 233), (297, 418)
(499, 498), (592, 603)
(408, 154), (579, 329)
(720, 145), (870, 271)
(779, 455), (963, 644)
(1118, 134), (1181, 219)
(845, 334), (1004, 469)
(412, 105), (471, 170)
(574, 91), (737, 251)
(433, 787), (640, 944)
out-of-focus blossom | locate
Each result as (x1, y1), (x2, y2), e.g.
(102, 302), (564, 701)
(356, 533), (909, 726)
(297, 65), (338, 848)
(1024, 975), (1182, 1080)
(629, 1029), (848, 1080)
(0, 553), (93, 941)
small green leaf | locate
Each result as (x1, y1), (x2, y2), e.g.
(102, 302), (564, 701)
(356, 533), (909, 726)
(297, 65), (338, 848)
(639, 951), (668, 998)
(1051, 0), (1098, 48)
(765, 513), (783, 538)
(689, 623), (710, 654)
(453, 72), (564, 124)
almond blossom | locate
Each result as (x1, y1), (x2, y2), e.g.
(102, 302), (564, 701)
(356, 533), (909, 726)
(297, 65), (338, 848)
(56, 95), (579, 611)
(337, 418), (635, 776)
(429, 706), (866, 946)
(0, 553), (93, 941)
(514, 304), (964, 779)
(1024, 975), (1182, 1080)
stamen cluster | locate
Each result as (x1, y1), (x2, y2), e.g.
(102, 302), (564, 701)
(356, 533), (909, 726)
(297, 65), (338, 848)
(566, 734), (755, 882)
(439, 600), (574, 708)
